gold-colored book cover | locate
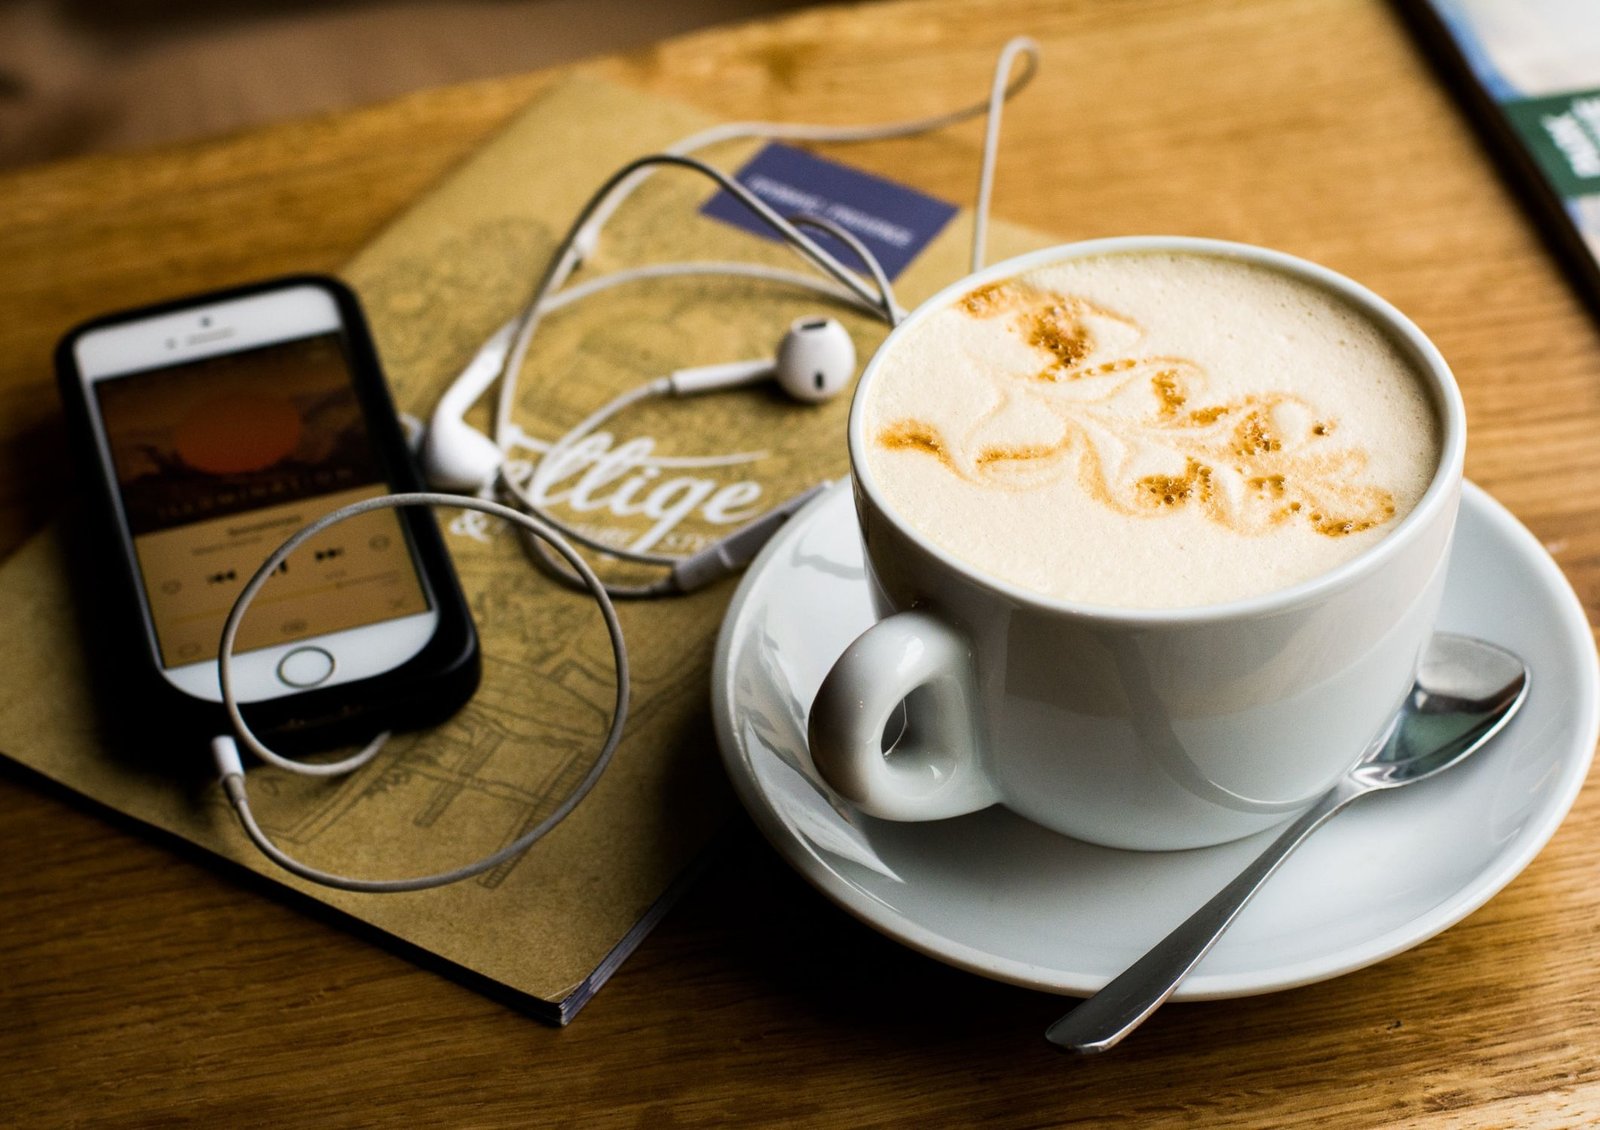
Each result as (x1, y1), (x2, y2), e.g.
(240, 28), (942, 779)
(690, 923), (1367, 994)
(0, 72), (1050, 1022)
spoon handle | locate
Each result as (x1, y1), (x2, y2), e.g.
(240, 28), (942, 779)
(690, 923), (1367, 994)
(1045, 782), (1359, 1053)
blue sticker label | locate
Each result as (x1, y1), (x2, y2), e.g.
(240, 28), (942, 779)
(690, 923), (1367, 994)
(700, 143), (958, 280)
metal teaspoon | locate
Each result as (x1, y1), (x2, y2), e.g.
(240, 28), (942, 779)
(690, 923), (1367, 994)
(1045, 633), (1530, 1053)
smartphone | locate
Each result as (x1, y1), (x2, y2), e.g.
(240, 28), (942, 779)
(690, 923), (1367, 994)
(56, 275), (479, 751)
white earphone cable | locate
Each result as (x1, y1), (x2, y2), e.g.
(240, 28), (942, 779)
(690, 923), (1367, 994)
(216, 37), (1040, 892)
(500, 205), (901, 582)
(483, 157), (904, 597)
(213, 493), (630, 893)
(504, 211), (903, 589)
(507, 379), (680, 569)
(972, 37), (1038, 273)
(492, 153), (896, 453)
(788, 214), (903, 327)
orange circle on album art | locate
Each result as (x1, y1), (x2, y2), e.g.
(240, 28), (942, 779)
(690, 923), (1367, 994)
(174, 393), (303, 474)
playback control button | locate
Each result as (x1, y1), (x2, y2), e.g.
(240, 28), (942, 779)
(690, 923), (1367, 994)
(277, 646), (335, 688)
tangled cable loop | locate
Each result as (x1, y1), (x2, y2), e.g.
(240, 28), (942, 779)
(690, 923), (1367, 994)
(213, 493), (628, 893)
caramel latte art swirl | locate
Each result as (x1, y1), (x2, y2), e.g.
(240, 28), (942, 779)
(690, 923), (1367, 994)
(862, 251), (1442, 608)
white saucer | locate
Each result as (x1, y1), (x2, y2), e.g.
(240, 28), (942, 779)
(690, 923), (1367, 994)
(711, 481), (1598, 999)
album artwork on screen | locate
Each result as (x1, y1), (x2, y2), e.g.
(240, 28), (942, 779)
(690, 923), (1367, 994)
(93, 333), (425, 667)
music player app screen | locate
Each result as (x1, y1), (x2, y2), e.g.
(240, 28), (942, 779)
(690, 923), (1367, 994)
(94, 333), (429, 667)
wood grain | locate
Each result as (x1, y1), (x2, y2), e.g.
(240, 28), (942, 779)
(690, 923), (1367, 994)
(2, 0), (1597, 1125)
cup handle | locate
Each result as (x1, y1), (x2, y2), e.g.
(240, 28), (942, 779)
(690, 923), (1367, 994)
(807, 610), (1000, 821)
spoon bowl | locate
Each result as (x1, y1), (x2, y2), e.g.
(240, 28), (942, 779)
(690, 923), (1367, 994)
(1356, 634), (1528, 788)
(1045, 632), (1529, 1053)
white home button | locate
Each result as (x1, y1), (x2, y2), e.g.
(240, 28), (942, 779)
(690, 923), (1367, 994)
(277, 646), (335, 688)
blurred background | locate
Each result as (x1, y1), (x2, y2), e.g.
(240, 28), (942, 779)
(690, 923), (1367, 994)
(0, 0), (819, 170)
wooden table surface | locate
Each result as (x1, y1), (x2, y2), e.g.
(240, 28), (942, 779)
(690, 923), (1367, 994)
(3, 0), (1598, 1125)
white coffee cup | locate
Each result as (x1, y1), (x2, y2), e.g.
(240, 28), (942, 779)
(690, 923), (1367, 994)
(807, 237), (1466, 850)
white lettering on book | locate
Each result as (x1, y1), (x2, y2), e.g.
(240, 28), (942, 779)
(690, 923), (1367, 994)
(822, 202), (913, 247)
(1543, 109), (1600, 178)
(745, 174), (827, 216)
(446, 425), (769, 553)
(1573, 97), (1600, 138)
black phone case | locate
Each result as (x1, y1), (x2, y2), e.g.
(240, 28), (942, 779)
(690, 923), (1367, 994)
(55, 274), (480, 758)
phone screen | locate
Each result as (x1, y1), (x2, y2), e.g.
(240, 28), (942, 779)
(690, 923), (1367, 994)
(92, 331), (430, 668)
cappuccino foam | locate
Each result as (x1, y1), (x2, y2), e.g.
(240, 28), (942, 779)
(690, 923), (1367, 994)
(862, 251), (1442, 608)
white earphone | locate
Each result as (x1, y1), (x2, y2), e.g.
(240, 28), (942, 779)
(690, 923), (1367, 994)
(421, 322), (515, 492)
(216, 37), (1041, 892)
(665, 316), (855, 401)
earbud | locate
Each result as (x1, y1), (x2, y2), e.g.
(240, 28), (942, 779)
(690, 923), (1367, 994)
(667, 317), (855, 403)
(775, 316), (856, 403)
(423, 415), (503, 493)
(422, 324), (514, 492)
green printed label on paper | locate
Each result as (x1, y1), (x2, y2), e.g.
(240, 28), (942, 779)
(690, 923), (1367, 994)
(1504, 88), (1600, 199)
